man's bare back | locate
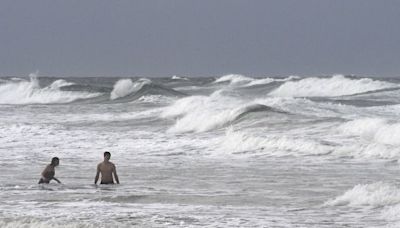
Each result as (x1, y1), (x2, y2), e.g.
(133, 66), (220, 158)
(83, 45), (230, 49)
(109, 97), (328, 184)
(94, 152), (119, 184)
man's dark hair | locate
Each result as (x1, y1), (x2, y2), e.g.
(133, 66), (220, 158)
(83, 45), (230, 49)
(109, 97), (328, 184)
(51, 157), (59, 165)
(104, 151), (111, 157)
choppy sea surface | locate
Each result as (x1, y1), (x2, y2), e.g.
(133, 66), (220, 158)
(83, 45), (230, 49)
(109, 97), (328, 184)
(1, 74), (400, 227)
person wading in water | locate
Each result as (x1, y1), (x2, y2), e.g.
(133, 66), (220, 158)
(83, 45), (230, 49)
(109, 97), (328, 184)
(94, 151), (120, 185)
(38, 157), (61, 184)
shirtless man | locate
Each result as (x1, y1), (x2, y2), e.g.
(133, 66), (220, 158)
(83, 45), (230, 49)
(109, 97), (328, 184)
(38, 157), (61, 184)
(94, 151), (119, 184)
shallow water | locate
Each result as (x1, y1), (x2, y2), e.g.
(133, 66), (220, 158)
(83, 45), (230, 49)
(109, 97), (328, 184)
(1, 74), (400, 227)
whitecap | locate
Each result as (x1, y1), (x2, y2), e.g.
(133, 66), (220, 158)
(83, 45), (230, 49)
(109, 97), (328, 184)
(0, 75), (101, 104)
(325, 182), (400, 207)
(110, 78), (152, 100)
(269, 75), (397, 97)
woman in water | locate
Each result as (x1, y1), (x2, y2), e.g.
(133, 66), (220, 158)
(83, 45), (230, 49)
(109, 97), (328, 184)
(38, 157), (61, 184)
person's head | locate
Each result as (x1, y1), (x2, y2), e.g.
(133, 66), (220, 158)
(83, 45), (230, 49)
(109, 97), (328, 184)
(104, 151), (111, 161)
(51, 157), (59, 166)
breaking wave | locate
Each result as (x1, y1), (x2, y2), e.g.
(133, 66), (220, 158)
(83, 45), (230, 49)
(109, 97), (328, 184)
(214, 74), (299, 87)
(220, 128), (333, 156)
(161, 92), (284, 133)
(333, 118), (400, 160)
(214, 74), (254, 85)
(325, 182), (400, 207)
(171, 75), (189, 80)
(109, 78), (185, 103)
(338, 118), (400, 146)
(49, 79), (75, 89)
(136, 95), (174, 104)
(110, 78), (152, 100)
(269, 75), (397, 97)
(0, 76), (101, 105)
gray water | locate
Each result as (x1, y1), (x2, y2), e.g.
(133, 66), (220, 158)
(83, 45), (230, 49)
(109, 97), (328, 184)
(1, 74), (400, 227)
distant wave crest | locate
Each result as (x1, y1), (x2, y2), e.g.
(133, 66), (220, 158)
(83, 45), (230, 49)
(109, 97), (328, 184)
(0, 75), (101, 105)
(110, 78), (152, 100)
(214, 74), (299, 87)
(269, 75), (397, 97)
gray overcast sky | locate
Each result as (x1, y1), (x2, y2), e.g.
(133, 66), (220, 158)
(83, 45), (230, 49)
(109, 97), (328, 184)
(0, 0), (399, 77)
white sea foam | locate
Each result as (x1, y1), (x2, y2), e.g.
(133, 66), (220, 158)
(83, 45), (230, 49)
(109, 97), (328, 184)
(336, 143), (400, 160)
(110, 78), (152, 100)
(163, 101), (242, 133)
(49, 79), (75, 89)
(136, 95), (173, 104)
(214, 74), (253, 85)
(245, 78), (275, 86)
(338, 118), (400, 146)
(245, 75), (300, 87)
(214, 74), (298, 87)
(171, 75), (189, 80)
(381, 204), (400, 227)
(330, 118), (400, 159)
(161, 91), (267, 133)
(269, 75), (396, 97)
(220, 128), (332, 156)
(338, 118), (387, 138)
(0, 219), (96, 228)
(0, 76), (100, 104)
(161, 91), (329, 133)
(325, 182), (400, 207)
(10, 77), (25, 81)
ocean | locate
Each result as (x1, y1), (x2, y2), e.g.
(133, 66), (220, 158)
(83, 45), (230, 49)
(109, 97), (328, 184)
(1, 74), (400, 227)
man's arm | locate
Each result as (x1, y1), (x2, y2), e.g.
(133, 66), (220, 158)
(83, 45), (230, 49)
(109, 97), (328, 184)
(113, 164), (120, 184)
(52, 177), (61, 184)
(94, 164), (100, 184)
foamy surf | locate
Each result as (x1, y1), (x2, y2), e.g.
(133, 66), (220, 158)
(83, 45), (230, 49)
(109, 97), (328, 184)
(325, 182), (400, 227)
(2, 74), (400, 228)
(0, 76), (101, 104)
(220, 128), (333, 156)
(161, 90), (284, 133)
(325, 182), (400, 207)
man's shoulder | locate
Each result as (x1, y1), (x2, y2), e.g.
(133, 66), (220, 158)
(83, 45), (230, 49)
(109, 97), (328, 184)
(98, 161), (114, 167)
